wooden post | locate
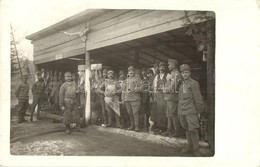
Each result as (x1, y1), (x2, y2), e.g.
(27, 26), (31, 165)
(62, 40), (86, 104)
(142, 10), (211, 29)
(206, 33), (215, 154)
(85, 51), (91, 124)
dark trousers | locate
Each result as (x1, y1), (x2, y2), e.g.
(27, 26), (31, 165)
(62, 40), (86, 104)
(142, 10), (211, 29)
(63, 100), (80, 126)
(139, 102), (150, 130)
(30, 95), (43, 120)
(99, 93), (107, 124)
(17, 99), (29, 122)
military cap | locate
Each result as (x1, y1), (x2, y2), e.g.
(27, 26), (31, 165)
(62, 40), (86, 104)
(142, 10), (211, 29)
(168, 59), (178, 65)
(64, 71), (72, 77)
(180, 64), (191, 72)
(107, 70), (114, 75)
(119, 70), (125, 75)
(128, 66), (135, 71)
(147, 68), (154, 74)
(78, 65), (86, 70)
(159, 61), (167, 67)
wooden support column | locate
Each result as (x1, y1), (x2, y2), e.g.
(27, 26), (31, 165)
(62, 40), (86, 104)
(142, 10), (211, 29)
(85, 51), (91, 125)
(206, 32), (215, 154)
(135, 50), (140, 68)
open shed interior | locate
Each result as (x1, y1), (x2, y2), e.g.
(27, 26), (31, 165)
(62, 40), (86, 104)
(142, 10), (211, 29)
(37, 25), (208, 97)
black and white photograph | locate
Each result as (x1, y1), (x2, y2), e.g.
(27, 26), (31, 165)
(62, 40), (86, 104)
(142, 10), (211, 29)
(1, 0), (260, 166)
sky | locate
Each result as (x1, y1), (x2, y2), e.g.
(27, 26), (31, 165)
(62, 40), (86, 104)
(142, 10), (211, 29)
(7, 0), (91, 60)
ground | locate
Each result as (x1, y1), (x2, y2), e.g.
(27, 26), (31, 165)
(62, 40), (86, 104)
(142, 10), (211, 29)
(10, 112), (212, 156)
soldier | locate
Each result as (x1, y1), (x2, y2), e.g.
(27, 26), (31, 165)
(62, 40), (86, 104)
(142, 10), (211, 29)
(30, 71), (45, 121)
(98, 68), (109, 125)
(139, 68), (151, 131)
(51, 75), (63, 115)
(116, 70), (129, 128)
(104, 70), (121, 128)
(162, 59), (182, 137)
(15, 74), (29, 123)
(59, 72), (80, 134)
(122, 66), (141, 132)
(152, 62), (168, 132)
(178, 64), (204, 156)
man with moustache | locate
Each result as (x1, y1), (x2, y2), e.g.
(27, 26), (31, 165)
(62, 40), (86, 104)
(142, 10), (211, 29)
(15, 74), (30, 123)
(116, 70), (130, 128)
(30, 71), (46, 121)
(163, 59), (182, 137)
(178, 64), (203, 156)
(59, 72), (80, 134)
(98, 68), (109, 126)
(139, 68), (151, 131)
(104, 70), (121, 128)
(152, 62), (168, 132)
(122, 66), (141, 132)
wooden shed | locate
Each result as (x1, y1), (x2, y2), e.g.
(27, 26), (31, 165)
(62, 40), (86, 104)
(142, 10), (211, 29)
(26, 9), (215, 147)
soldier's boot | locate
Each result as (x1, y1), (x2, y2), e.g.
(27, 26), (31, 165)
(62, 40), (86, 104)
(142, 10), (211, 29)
(106, 116), (113, 127)
(143, 114), (149, 132)
(162, 118), (173, 136)
(190, 130), (201, 157)
(30, 112), (34, 122)
(115, 114), (123, 129)
(65, 124), (71, 134)
(172, 117), (181, 137)
(76, 124), (81, 132)
(21, 112), (27, 122)
(181, 130), (193, 154)
(139, 112), (144, 130)
(134, 112), (140, 132)
(127, 113), (134, 131)
(18, 112), (22, 123)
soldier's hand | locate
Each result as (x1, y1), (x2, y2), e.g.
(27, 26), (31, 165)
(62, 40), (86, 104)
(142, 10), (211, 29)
(61, 106), (65, 111)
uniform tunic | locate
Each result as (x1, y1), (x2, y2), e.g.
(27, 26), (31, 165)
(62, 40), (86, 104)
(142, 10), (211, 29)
(163, 70), (182, 118)
(15, 81), (29, 120)
(152, 73), (167, 128)
(178, 78), (203, 131)
(31, 79), (45, 118)
(59, 81), (80, 125)
(104, 79), (120, 116)
(51, 80), (63, 105)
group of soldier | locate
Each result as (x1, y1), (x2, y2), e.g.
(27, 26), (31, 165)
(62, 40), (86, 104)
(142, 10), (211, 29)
(15, 58), (204, 156)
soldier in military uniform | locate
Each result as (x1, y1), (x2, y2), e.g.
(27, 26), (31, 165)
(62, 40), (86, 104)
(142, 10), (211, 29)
(116, 70), (129, 128)
(104, 70), (121, 128)
(30, 71), (46, 121)
(139, 68), (151, 131)
(122, 66), (141, 132)
(152, 62), (168, 132)
(51, 75), (63, 115)
(178, 64), (204, 156)
(59, 72), (80, 134)
(15, 74), (29, 123)
(98, 68), (109, 125)
(162, 59), (182, 137)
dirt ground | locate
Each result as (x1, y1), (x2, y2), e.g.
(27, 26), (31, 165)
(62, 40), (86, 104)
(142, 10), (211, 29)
(10, 111), (212, 156)
(10, 116), (193, 156)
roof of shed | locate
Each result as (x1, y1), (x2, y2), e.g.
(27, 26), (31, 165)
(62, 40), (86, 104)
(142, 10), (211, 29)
(26, 9), (109, 41)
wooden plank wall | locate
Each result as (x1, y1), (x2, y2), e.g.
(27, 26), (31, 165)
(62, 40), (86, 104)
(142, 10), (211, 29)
(33, 10), (197, 64)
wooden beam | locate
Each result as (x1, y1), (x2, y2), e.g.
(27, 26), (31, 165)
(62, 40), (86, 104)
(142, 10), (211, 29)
(140, 49), (165, 62)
